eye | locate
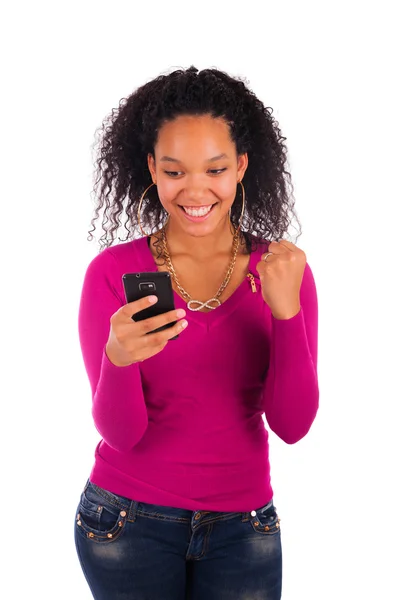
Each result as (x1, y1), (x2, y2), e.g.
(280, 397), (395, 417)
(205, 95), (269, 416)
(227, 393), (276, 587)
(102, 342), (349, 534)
(209, 168), (227, 175)
(164, 168), (227, 178)
(164, 171), (182, 177)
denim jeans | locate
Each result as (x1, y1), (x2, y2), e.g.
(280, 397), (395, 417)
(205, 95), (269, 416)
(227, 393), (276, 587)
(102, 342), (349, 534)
(74, 479), (282, 599)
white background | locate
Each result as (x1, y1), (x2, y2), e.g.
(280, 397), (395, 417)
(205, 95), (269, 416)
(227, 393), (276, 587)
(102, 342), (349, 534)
(1, 1), (399, 598)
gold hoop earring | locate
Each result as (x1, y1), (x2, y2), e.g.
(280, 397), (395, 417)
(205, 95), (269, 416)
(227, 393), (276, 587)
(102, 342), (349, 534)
(137, 182), (169, 236)
(228, 181), (246, 234)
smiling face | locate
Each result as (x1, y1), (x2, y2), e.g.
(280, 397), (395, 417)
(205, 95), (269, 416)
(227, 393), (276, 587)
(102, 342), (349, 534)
(147, 114), (248, 238)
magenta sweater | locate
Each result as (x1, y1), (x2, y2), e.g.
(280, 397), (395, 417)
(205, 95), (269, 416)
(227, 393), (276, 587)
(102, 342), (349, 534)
(78, 235), (319, 512)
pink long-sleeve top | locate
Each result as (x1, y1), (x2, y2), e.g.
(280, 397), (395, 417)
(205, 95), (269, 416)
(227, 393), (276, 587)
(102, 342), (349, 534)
(78, 235), (319, 512)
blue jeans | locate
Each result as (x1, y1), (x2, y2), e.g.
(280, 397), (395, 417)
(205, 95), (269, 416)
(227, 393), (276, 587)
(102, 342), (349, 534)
(74, 479), (282, 599)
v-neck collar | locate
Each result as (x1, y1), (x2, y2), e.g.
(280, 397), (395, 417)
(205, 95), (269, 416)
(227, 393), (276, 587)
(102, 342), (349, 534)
(132, 235), (264, 327)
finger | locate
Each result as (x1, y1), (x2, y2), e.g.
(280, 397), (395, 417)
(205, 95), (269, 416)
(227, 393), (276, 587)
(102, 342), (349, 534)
(260, 253), (277, 264)
(277, 240), (297, 252)
(136, 341), (168, 363)
(121, 295), (158, 319)
(138, 308), (186, 336)
(166, 318), (188, 338)
(144, 318), (188, 347)
(266, 241), (288, 255)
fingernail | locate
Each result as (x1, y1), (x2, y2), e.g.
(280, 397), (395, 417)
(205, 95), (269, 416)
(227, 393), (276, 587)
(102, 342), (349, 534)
(148, 295), (158, 304)
(176, 309), (186, 318)
(181, 320), (188, 328)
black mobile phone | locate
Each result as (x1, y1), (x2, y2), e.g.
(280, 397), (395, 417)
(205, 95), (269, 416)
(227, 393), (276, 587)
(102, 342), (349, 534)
(122, 271), (178, 339)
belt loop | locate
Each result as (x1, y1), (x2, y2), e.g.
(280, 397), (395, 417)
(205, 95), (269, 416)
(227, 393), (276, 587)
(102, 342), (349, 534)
(127, 498), (139, 522)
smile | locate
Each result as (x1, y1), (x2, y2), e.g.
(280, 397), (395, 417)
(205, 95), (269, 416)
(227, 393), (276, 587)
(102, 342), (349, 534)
(178, 203), (218, 222)
(179, 204), (216, 217)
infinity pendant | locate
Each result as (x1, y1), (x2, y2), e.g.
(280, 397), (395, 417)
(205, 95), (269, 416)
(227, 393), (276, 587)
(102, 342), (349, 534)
(187, 298), (221, 311)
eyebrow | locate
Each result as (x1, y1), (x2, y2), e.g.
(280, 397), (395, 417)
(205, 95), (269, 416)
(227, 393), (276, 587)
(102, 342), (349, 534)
(159, 153), (228, 163)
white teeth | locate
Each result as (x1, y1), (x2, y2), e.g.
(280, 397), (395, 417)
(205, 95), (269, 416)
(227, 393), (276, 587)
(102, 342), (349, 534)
(182, 205), (213, 217)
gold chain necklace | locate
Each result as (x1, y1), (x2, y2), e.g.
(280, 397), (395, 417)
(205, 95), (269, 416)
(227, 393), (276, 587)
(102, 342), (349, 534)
(161, 226), (241, 311)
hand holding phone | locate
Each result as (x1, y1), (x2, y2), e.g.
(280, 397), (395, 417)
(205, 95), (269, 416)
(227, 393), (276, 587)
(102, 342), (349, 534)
(105, 274), (188, 367)
(122, 272), (179, 336)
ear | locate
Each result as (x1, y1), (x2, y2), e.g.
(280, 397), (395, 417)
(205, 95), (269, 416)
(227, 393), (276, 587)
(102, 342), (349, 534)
(237, 153), (248, 181)
(147, 153), (157, 184)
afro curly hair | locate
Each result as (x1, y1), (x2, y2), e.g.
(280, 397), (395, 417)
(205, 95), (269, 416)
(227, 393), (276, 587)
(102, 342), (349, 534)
(87, 66), (302, 254)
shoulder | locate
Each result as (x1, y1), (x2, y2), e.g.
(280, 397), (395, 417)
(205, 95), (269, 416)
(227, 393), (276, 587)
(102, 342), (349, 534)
(301, 260), (317, 295)
(87, 237), (146, 269)
(82, 238), (148, 294)
(80, 237), (150, 305)
(108, 237), (147, 260)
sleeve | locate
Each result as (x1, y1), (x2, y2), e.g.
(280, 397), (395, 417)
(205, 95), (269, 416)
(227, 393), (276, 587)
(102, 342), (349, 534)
(262, 261), (319, 444)
(78, 249), (149, 452)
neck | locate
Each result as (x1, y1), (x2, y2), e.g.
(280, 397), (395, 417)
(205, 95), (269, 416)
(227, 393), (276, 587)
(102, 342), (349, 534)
(163, 215), (238, 260)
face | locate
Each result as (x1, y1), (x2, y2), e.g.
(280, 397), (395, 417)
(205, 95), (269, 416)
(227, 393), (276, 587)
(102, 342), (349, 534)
(147, 114), (248, 237)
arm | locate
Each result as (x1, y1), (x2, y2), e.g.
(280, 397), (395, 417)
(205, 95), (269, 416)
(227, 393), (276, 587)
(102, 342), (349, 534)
(78, 249), (149, 452)
(262, 261), (319, 444)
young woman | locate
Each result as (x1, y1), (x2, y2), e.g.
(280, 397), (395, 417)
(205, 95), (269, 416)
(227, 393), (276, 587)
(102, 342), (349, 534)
(74, 66), (319, 599)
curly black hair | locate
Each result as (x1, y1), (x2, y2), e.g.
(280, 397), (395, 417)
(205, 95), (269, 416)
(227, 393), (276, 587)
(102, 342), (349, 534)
(87, 66), (302, 254)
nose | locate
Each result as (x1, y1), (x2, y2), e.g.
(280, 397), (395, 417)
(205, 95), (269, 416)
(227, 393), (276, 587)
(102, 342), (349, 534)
(180, 176), (208, 204)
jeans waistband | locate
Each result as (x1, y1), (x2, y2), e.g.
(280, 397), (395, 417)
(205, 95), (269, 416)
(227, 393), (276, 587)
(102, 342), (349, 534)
(84, 479), (274, 524)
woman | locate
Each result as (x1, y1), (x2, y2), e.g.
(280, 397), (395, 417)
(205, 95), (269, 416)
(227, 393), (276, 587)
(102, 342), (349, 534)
(74, 66), (319, 599)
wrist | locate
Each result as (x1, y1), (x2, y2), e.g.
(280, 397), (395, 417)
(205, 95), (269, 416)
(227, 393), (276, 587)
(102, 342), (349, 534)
(105, 341), (131, 367)
(272, 305), (301, 320)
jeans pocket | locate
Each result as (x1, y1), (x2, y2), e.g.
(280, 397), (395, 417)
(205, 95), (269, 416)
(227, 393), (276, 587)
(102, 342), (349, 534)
(75, 483), (129, 543)
(250, 502), (281, 536)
